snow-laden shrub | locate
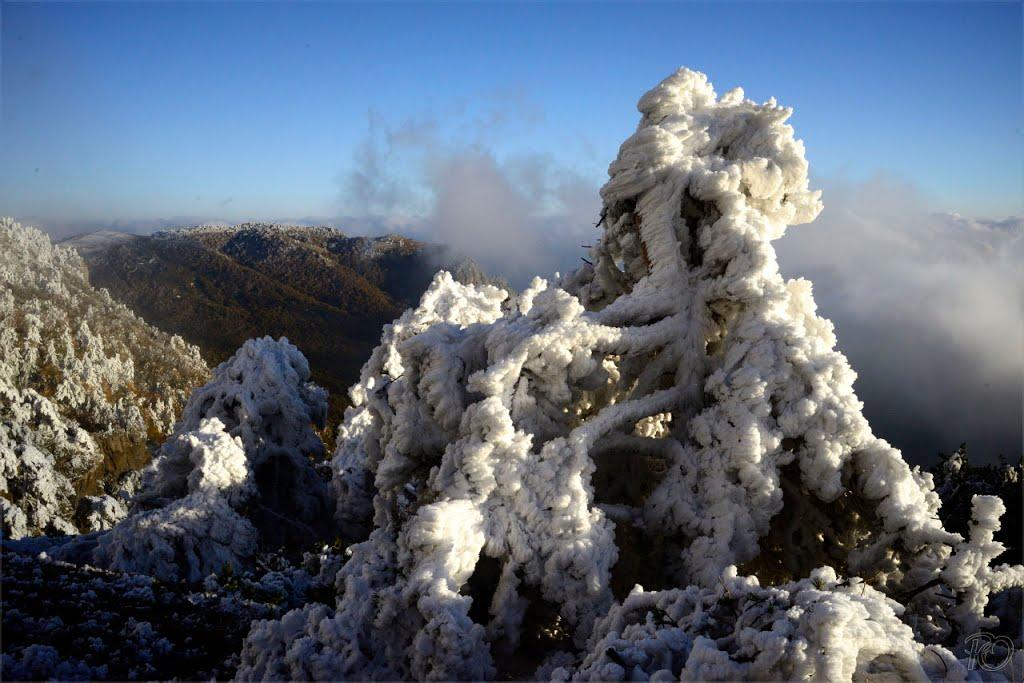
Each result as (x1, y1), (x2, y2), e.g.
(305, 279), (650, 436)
(55, 337), (333, 582)
(0, 442), (79, 538)
(138, 335), (333, 550)
(553, 566), (971, 681)
(84, 418), (259, 582)
(237, 69), (1023, 681)
(930, 444), (1022, 567)
(1, 386), (101, 538)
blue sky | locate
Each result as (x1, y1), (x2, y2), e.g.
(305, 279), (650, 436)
(1, 1), (1021, 231)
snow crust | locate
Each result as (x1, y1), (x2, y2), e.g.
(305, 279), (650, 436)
(236, 68), (1024, 681)
(1, 547), (310, 681)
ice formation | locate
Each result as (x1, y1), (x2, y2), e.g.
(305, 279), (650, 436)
(55, 337), (334, 582)
(236, 69), (1023, 681)
(0, 219), (208, 538)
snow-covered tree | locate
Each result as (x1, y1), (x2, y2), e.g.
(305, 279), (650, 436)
(0, 219), (209, 538)
(1, 386), (96, 538)
(136, 336), (334, 551)
(79, 418), (261, 583)
(237, 69), (1023, 681)
(57, 337), (335, 582)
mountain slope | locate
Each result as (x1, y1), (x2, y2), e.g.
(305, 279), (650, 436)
(0, 218), (209, 538)
(62, 223), (497, 436)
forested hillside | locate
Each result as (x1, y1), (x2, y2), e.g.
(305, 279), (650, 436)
(0, 219), (209, 538)
(63, 223), (495, 437)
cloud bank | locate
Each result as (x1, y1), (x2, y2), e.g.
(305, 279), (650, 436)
(776, 176), (1022, 464)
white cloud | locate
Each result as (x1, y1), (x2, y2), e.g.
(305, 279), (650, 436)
(337, 105), (599, 285)
(776, 175), (1022, 463)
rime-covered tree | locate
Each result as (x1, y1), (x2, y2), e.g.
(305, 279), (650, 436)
(238, 69), (1023, 681)
(57, 337), (335, 582)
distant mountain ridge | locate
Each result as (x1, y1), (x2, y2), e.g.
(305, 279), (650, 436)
(61, 222), (501, 437)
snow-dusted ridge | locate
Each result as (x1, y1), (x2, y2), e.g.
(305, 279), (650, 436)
(59, 229), (141, 256)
